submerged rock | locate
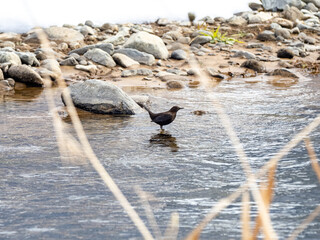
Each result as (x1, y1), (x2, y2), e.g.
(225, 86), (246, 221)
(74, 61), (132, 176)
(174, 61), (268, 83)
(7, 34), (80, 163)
(267, 68), (299, 78)
(64, 79), (143, 115)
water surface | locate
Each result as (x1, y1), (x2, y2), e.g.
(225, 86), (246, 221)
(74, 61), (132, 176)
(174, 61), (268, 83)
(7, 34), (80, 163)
(1, 76), (320, 239)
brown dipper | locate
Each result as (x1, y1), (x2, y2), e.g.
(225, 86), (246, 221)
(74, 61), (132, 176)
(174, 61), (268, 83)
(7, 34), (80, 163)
(138, 103), (183, 130)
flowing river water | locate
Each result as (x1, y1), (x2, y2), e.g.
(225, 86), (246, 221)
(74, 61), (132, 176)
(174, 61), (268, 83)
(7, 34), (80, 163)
(1, 74), (320, 239)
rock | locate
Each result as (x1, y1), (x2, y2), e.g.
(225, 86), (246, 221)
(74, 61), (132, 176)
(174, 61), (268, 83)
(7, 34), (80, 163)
(298, 32), (316, 44)
(267, 68), (299, 78)
(273, 18), (294, 28)
(124, 31), (169, 59)
(8, 65), (43, 86)
(261, 0), (293, 11)
(306, 0), (320, 8)
(0, 41), (15, 48)
(306, 2), (318, 12)
(103, 35), (125, 46)
(41, 59), (62, 78)
(189, 35), (212, 45)
(15, 52), (40, 66)
(277, 48), (295, 58)
(84, 48), (116, 67)
(60, 57), (78, 66)
(0, 32), (21, 42)
(156, 18), (171, 26)
(248, 15), (263, 24)
(246, 43), (264, 49)
(228, 16), (247, 26)
(112, 53), (140, 68)
(187, 69), (200, 76)
(85, 20), (94, 28)
(0, 51), (21, 65)
(75, 64), (97, 74)
(45, 26), (84, 43)
(241, 59), (265, 73)
(289, 0), (305, 9)
(80, 25), (95, 36)
(275, 28), (291, 39)
(121, 68), (153, 77)
(283, 6), (304, 21)
(206, 67), (226, 79)
(64, 79), (142, 115)
(0, 68), (4, 80)
(114, 48), (155, 65)
(231, 50), (256, 59)
(158, 75), (189, 82)
(130, 95), (150, 106)
(171, 49), (187, 60)
(69, 43), (114, 55)
(257, 30), (276, 41)
(249, 2), (264, 11)
(166, 80), (185, 89)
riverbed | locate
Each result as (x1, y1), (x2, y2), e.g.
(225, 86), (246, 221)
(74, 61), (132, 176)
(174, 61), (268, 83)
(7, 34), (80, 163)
(1, 75), (320, 239)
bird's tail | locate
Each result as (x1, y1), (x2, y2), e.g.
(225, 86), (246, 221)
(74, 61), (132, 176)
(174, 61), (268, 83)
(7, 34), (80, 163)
(137, 102), (155, 118)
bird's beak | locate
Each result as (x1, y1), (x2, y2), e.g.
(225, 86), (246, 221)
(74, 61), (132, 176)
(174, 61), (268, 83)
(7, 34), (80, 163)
(179, 107), (184, 110)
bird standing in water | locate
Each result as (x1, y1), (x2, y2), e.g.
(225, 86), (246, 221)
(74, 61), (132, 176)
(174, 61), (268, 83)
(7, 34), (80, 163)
(138, 103), (183, 130)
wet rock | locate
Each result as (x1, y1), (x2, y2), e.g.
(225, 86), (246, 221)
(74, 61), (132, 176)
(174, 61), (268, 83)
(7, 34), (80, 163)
(241, 59), (266, 73)
(124, 31), (169, 59)
(69, 43), (114, 55)
(249, 2), (264, 11)
(275, 28), (291, 39)
(112, 53), (140, 68)
(60, 56), (78, 66)
(8, 65), (43, 86)
(75, 64), (97, 74)
(268, 78), (298, 87)
(283, 6), (304, 21)
(114, 48), (155, 65)
(0, 51), (21, 65)
(64, 79), (142, 115)
(257, 30), (276, 41)
(171, 49), (187, 60)
(267, 68), (299, 78)
(228, 16), (247, 26)
(261, 0), (293, 11)
(189, 36), (212, 45)
(277, 48), (295, 59)
(159, 75), (189, 82)
(121, 68), (153, 77)
(193, 110), (207, 115)
(298, 32), (316, 44)
(166, 80), (185, 89)
(206, 67), (226, 79)
(231, 50), (256, 59)
(84, 48), (116, 67)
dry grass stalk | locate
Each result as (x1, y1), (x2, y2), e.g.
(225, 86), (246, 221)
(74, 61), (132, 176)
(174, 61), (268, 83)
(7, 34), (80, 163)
(286, 205), (320, 240)
(242, 192), (252, 240)
(35, 29), (154, 240)
(304, 137), (320, 182)
(136, 186), (162, 239)
(252, 164), (276, 239)
(187, 56), (277, 240)
(163, 212), (179, 240)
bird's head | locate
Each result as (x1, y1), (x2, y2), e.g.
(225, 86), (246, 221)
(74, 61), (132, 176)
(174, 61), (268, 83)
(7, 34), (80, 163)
(170, 106), (183, 112)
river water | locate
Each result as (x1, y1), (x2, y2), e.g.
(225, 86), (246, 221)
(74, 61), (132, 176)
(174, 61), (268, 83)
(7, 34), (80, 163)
(1, 74), (320, 239)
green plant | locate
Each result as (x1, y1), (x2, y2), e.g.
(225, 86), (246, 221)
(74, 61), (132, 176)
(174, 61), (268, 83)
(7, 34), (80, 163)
(200, 25), (243, 45)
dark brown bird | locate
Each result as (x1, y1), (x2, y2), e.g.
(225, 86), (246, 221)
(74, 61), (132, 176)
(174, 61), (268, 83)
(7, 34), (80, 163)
(138, 103), (183, 130)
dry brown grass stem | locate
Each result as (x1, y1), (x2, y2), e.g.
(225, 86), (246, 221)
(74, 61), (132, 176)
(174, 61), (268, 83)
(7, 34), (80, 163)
(241, 192), (252, 240)
(286, 205), (320, 240)
(36, 29), (154, 240)
(304, 137), (320, 182)
(187, 55), (277, 240)
(163, 212), (179, 240)
(136, 186), (162, 239)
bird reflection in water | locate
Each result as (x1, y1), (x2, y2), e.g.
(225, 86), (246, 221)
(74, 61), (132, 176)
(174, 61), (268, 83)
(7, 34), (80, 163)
(149, 131), (179, 152)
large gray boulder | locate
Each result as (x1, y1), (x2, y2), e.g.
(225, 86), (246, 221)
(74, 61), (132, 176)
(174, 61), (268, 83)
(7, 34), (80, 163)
(64, 79), (143, 115)
(68, 43), (114, 55)
(8, 65), (43, 86)
(124, 31), (169, 59)
(84, 48), (116, 67)
(0, 51), (21, 65)
(261, 0), (292, 11)
(114, 48), (155, 65)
